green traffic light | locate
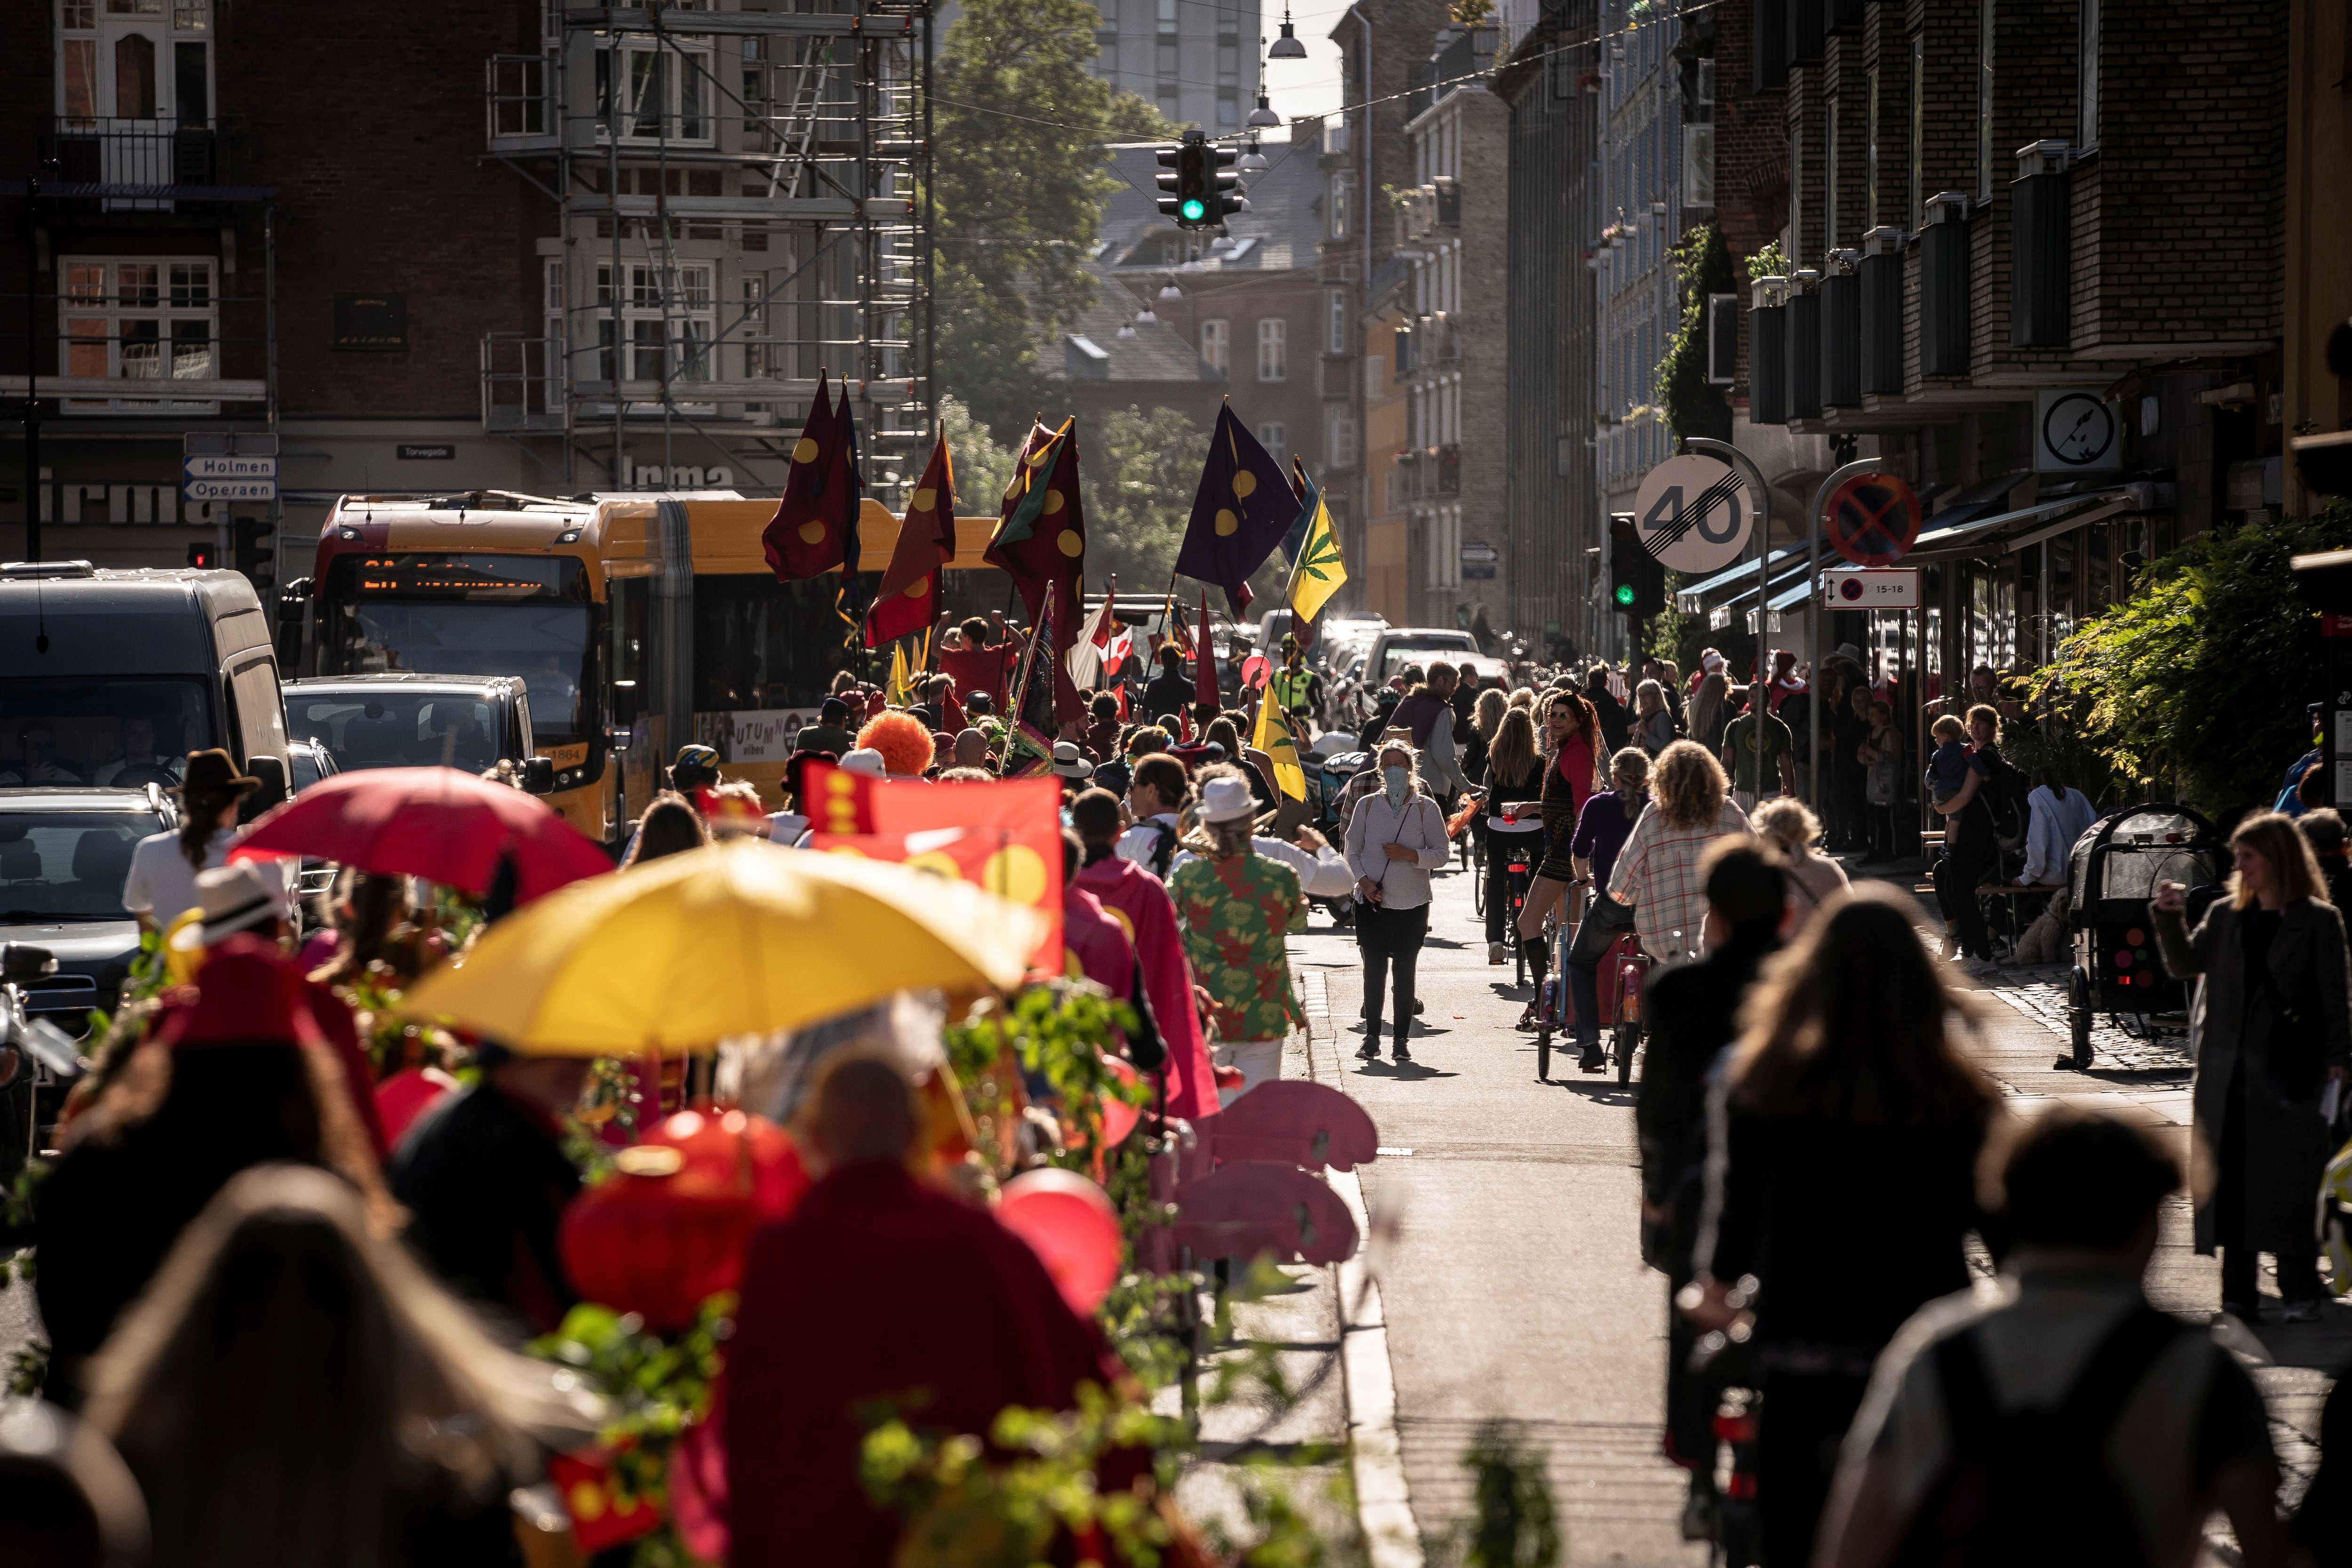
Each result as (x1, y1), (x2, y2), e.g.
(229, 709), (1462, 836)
(1614, 583), (1636, 606)
(1180, 198), (1206, 221)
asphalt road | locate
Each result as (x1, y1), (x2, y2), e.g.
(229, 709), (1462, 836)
(1294, 847), (2352, 1566)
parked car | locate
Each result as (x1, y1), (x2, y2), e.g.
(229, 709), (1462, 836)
(1360, 627), (1482, 689)
(0, 560), (294, 817)
(282, 674), (554, 791)
(285, 738), (342, 911)
(0, 784), (177, 1037)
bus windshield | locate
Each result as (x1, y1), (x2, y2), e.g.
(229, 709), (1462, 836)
(320, 555), (593, 744)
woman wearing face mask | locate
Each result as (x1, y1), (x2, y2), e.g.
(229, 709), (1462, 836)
(1345, 744), (1452, 1064)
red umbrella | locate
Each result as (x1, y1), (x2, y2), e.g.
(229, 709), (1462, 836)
(230, 767), (612, 905)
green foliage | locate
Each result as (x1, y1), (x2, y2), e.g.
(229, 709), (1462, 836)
(1449, 0), (1495, 23)
(943, 394), (1020, 517)
(945, 980), (1145, 1172)
(7, 1339), (47, 1397)
(1646, 582), (1750, 688)
(930, 0), (1173, 436)
(1744, 239), (1789, 281)
(2043, 507), (2352, 812)
(862, 1383), (1189, 1568)
(1655, 223), (1734, 450)
(528, 1296), (734, 1568)
(1458, 1420), (1561, 1568)
(1082, 404), (1214, 590)
(1991, 673), (2124, 809)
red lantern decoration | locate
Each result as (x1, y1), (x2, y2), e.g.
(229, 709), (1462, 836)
(559, 1108), (812, 1332)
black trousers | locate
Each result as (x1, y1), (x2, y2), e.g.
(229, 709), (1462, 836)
(1756, 1369), (1871, 1568)
(1483, 828), (1542, 944)
(2217, 1062), (2322, 1305)
(1933, 831), (1998, 960)
(1357, 901), (1430, 1044)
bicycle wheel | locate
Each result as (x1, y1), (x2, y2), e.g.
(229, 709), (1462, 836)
(1616, 1023), (1637, 1085)
(1473, 851), (1486, 917)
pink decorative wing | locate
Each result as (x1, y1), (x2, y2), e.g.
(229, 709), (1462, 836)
(1201, 1080), (1380, 1172)
(1171, 1163), (1358, 1265)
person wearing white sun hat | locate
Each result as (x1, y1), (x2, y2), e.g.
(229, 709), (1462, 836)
(1166, 773), (1308, 1103)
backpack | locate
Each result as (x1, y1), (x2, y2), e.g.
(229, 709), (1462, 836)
(1891, 1305), (2186, 1568)
(1144, 818), (1178, 879)
(1984, 750), (2031, 850)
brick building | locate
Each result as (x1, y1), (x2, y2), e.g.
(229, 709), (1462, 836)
(2, 0), (931, 578)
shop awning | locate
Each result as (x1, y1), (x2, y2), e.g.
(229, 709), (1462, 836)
(1675, 545), (1804, 613)
(1904, 489), (2136, 562)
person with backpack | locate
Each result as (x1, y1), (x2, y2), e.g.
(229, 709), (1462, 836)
(1114, 753), (1190, 878)
(1931, 704), (2020, 976)
(1685, 887), (1999, 1568)
(1813, 1106), (2293, 1568)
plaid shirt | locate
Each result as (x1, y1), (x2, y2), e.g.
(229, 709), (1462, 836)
(1605, 798), (1751, 960)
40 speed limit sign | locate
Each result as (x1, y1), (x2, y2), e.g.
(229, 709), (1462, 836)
(1631, 454), (1753, 574)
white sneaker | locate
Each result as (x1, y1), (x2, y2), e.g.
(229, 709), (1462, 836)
(1488, 942), (1508, 965)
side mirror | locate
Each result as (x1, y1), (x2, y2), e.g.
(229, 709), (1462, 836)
(241, 754), (289, 820)
(522, 756), (557, 794)
(0, 944), (57, 986)
(611, 679), (641, 725)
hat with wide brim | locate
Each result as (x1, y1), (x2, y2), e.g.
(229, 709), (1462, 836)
(174, 748), (259, 798)
(1050, 742), (1095, 780)
(1198, 775), (1255, 823)
(168, 861), (292, 953)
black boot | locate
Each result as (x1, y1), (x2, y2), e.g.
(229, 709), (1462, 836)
(1391, 1027), (1412, 1063)
(1358, 1019), (1382, 1061)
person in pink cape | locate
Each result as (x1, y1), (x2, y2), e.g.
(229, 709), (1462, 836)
(1069, 788), (1216, 1120)
(1058, 829), (1168, 1077)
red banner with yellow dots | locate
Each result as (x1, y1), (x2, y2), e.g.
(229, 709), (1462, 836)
(865, 430), (956, 648)
(804, 762), (1065, 974)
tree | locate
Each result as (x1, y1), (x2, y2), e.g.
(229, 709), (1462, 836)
(930, 0), (1170, 438)
(1656, 223), (1734, 450)
(939, 395), (1017, 517)
(2043, 506), (2352, 812)
(1079, 404), (1210, 591)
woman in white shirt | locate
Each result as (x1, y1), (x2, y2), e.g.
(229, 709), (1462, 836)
(121, 750), (263, 934)
(1345, 743), (1452, 1064)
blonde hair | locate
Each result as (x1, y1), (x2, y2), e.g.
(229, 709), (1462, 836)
(1474, 687), (1507, 740)
(1688, 673), (1728, 742)
(2232, 811), (2328, 910)
(1652, 739), (1729, 830)
(1609, 746), (1652, 789)
(1507, 687), (1535, 711)
(1751, 798), (1824, 853)
(1634, 679), (1666, 716)
(1931, 714), (1966, 742)
(86, 1164), (596, 1566)
(1486, 707), (1540, 789)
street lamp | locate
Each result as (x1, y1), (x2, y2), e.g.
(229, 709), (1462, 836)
(1269, 8), (1306, 58)
(1238, 137), (1270, 174)
(1248, 92), (1281, 129)
(1159, 279), (1183, 300)
(1135, 304), (1159, 325)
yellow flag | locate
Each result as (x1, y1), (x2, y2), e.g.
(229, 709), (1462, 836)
(1288, 491), (1349, 626)
(888, 641), (913, 706)
(1253, 690), (1308, 801)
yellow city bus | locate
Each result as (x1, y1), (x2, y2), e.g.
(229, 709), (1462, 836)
(306, 491), (1001, 845)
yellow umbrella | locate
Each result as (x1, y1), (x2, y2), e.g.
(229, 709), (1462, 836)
(395, 839), (1044, 1055)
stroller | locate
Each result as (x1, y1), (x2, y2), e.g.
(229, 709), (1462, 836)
(2062, 803), (2216, 1069)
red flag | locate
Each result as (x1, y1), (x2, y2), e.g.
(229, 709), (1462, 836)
(985, 419), (1089, 725)
(761, 371), (860, 581)
(806, 763), (1064, 972)
(865, 432), (956, 648)
(1193, 590), (1219, 713)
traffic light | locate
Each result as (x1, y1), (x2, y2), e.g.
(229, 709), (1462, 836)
(232, 516), (275, 589)
(1608, 516), (1665, 618)
(186, 542), (218, 569)
(1157, 129), (1245, 229)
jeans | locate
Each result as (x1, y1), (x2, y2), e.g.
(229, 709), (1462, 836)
(1484, 827), (1542, 944)
(1565, 892), (1635, 1050)
(1357, 900), (1430, 1045)
(1933, 830), (1998, 960)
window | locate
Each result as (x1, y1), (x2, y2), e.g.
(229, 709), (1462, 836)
(1256, 318), (1286, 382)
(1156, 0), (1176, 33)
(1909, 34), (1924, 229)
(1825, 98), (1839, 252)
(1976, 0), (1994, 202)
(1200, 317), (1229, 375)
(1327, 169), (1355, 240)
(1327, 407), (1358, 469)
(1426, 506), (1462, 590)
(1327, 289), (1347, 355)
(1865, 67), (1879, 229)
(1789, 127), (1804, 268)
(59, 256), (216, 411)
(545, 258), (567, 398)
(596, 262), (716, 386)
(2077, 0), (2099, 151)
(596, 37), (717, 143)
(1257, 422), (1287, 467)
(59, 0), (211, 127)
(741, 273), (769, 379)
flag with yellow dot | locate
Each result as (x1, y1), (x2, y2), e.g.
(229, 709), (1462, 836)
(985, 418), (1089, 724)
(864, 429), (957, 648)
(759, 369), (863, 581)
(1176, 401), (1297, 616)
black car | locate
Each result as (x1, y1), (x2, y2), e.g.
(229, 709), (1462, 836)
(0, 785), (178, 1037)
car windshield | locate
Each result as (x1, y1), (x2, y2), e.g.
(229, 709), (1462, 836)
(0, 678), (213, 788)
(287, 691), (503, 773)
(320, 554), (591, 744)
(0, 809), (156, 920)
(1381, 639), (1477, 679)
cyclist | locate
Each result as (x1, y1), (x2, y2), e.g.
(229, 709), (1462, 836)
(1564, 747), (1653, 1070)
(1481, 707), (1546, 966)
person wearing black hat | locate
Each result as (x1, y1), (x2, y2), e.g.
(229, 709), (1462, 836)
(794, 700), (860, 759)
(120, 750), (290, 938)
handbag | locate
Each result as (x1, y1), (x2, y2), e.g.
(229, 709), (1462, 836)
(1867, 746), (1898, 807)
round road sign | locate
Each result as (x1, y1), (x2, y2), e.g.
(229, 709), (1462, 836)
(1823, 471), (1923, 566)
(1631, 454), (1752, 574)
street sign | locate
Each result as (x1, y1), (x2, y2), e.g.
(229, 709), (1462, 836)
(184, 477), (278, 503)
(1822, 567), (1920, 607)
(1459, 539), (1499, 581)
(2035, 388), (2122, 473)
(1822, 470), (1922, 566)
(183, 453), (278, 481)
(1632, 453), (1751, 573)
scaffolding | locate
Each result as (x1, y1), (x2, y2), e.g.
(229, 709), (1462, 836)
(480, 0), (934, 500)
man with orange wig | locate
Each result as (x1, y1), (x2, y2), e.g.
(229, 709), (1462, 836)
(856, 710), (936, 780)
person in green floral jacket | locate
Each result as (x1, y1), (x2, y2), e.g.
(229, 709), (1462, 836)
(1168, 774), (1308, 1106)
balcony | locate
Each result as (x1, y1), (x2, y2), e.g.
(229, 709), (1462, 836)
(486, 55), (558, 153)
(30, 117), (265, 207)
